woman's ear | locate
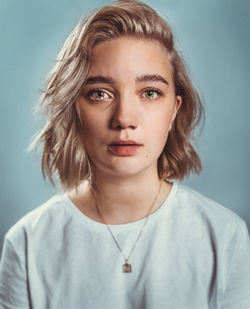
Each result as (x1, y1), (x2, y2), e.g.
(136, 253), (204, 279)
(169, 95), (182, 131)
(175, 95), (182, 112)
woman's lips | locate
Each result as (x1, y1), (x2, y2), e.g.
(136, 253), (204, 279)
(108, 141), (143, 156)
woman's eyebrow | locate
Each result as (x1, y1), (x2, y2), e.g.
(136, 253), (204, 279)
(136, 74), (169, 85)
(85, 76), (115, 85)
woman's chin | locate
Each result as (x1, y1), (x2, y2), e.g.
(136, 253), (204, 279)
(94, 158), (156, 179)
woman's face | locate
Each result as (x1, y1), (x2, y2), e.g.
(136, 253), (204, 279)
(77, 37), (182, 178)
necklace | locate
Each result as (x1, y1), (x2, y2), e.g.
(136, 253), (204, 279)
(91, 180), (163, 273)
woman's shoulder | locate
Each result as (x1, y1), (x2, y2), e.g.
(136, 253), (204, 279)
(5, 193), (70, 247)
(174, 182), (248, 234)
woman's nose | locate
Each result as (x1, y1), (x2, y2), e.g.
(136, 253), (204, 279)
(110, 97), (138, 130)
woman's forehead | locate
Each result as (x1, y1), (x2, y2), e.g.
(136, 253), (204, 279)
(87, 37), (173, 84)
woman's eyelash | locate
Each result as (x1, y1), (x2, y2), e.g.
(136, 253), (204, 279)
(86, 89), (112, 101)
(141, 89), (162, 100)
(85, 88), (162, 103)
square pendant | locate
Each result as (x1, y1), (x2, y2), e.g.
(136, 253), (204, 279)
(123, 262), (132, 273)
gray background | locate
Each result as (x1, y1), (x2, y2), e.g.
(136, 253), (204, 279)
(0, 0), (249, 254)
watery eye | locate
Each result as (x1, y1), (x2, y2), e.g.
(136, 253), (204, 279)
(89, 90), (109, 101)
(142, 89), (161, 100)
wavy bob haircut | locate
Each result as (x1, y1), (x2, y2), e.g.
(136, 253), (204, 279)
(32, 0), (204, 190)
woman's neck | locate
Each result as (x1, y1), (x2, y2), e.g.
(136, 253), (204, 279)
(69, 169), (173, 225)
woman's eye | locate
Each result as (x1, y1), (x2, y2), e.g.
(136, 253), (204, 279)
(141, 89), (161, 100)
(88, 90), (110, 101)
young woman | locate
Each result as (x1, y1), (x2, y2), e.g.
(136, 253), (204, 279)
(0, 1), (249, 308)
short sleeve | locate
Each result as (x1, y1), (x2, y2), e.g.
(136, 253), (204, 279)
(0, 235), (30, 309)
(220, 221), (250, 309)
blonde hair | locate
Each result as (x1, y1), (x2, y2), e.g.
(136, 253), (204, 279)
(32, 0), (204, 190)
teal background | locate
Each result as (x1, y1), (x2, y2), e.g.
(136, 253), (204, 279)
(0, 0), (249, 253)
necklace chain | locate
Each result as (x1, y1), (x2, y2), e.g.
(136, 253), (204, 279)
(91, 180), (163, 272)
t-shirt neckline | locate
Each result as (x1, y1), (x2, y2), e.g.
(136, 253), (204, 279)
(64, 181), (178, 231)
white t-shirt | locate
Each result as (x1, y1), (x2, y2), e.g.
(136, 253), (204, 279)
(0, 182), (249, 309)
